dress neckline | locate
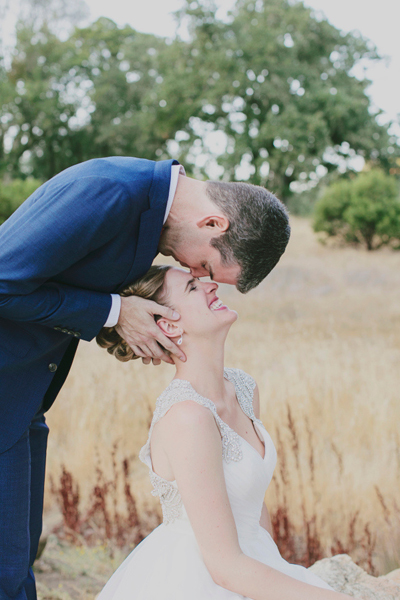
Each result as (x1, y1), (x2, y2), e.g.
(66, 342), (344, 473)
(169, 370), (266, 462)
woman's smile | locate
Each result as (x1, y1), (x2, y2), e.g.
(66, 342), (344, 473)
(208, 297), (227, 311)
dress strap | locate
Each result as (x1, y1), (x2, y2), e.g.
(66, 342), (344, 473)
(223, 367), (262, 425)
(139, 378), (243, 469)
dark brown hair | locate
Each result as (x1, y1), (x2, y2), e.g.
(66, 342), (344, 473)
(206, 181), (290, 293)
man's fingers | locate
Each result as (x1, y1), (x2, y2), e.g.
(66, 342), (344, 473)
(146, 339), (175, 364)
(140, 344), (160, 359)
(139, 340), (173, 365)
(125, 331), (179, 363)
(160, 353), (175, 365)
(114, 303), (185, 362)
(141, 357), (163, 366)
(146, 340), (167, 360)
(149, 302), (180, 321)
(131, 345), (147, 358)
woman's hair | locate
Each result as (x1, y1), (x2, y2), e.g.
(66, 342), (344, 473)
(96, 265), (172, 362)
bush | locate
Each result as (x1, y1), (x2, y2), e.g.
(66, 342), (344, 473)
(0, 178), (42, 225)
(313, 170), (400, 250)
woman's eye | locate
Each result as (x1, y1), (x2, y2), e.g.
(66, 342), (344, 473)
(189, 284), (198, 292)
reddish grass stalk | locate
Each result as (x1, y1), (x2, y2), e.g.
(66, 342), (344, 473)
(51, 454), (149, 549)
(271, 405), (377, 572)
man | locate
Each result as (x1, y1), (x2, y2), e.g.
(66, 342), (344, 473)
(0, 156), (290, 600)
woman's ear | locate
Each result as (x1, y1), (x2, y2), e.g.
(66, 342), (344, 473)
(157, 319), (183, 339)
(196, 214), (229, 233)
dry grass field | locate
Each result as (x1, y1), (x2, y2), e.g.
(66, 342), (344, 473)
(39, 216), (400, 595)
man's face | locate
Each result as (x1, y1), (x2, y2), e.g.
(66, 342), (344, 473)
(175, 244), (241, 285)
(159, 227), (241, 285)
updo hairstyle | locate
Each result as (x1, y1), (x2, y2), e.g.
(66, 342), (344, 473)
(96, 265), (172, 362)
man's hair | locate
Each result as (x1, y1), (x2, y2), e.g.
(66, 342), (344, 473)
(206, 181), (291, 293)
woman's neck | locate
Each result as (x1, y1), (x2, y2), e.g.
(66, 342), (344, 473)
(173, 335), (228, 404)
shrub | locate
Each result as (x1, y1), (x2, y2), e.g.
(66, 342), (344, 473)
(313, 170), (400, 250)
(0, 178), (42, 225)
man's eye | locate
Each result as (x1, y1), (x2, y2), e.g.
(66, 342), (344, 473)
(190, 284), (198, 292)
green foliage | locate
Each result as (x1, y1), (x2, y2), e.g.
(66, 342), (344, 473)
(0, 178), (42, 224)
(313, 170), (400, 250)
(0, 0), (398, 202)
(1, 19), (187, 180)
(170, 0), (398, 202)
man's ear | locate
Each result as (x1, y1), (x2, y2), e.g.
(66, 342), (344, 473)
(196, 214), (229, 233)
(157, 319), (183, 339)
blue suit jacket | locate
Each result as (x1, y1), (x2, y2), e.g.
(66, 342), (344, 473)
(0, 156), (177, 453)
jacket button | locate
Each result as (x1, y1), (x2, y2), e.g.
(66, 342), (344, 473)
(61, 328), (68, 334)
(73, 332), (81, 338)
(48, 363), (58, 372)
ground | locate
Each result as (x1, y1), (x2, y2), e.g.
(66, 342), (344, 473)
(35, 536), (128, 600)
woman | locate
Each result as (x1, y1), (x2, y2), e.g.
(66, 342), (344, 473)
(96, 265), (352, 600)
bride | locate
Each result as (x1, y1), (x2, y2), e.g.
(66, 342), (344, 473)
(96, 265), (353, 600)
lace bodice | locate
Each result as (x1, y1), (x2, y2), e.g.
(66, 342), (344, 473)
(139, 368), (263, 525)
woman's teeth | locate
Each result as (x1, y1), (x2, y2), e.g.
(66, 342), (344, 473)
(210, 298), (224, 310)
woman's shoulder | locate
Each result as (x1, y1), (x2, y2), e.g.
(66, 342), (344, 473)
(152, 378), (218, 429)
(151, 394), (220, 457)
(158, 398), (216, 430)
(140, 381), (217, 470)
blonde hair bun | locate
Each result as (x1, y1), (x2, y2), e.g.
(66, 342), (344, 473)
(96, 265), (172, 362)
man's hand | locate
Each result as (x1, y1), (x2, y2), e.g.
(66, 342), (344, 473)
(115, 296), (186, 365)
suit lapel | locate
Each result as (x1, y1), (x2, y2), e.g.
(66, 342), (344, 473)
(117, 158), (180, 292)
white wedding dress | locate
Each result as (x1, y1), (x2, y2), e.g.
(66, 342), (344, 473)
(98, 368), (333, 599)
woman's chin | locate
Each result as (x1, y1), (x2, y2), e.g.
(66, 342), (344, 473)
(229, 308), (238, 322)
(208, 308), (238, 334)
(219, 307), (238, 324)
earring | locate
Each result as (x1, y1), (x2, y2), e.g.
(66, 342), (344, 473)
(177, 334), (183, 345)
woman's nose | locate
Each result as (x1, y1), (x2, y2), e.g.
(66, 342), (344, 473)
(205, 281), (218, 293)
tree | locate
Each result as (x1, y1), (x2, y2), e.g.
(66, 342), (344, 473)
(70, 18), (196, 162)
(0, 0), (398, 199)
(313, 170), (400, 250)
(0, 17), (199, 180)
(3, 23), (88, 179)
(167, 0), (399, 204)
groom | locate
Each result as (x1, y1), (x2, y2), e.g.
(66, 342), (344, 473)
(0, 156), (290, 600)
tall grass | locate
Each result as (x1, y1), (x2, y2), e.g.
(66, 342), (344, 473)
(44, 217), (400, 574)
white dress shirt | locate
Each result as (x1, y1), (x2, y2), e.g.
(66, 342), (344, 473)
(104, 163), (185, 327)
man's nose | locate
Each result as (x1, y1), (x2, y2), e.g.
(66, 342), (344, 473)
(190, 267), (208, 277)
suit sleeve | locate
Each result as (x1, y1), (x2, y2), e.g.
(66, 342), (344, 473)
(0, 176), (132, 341)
